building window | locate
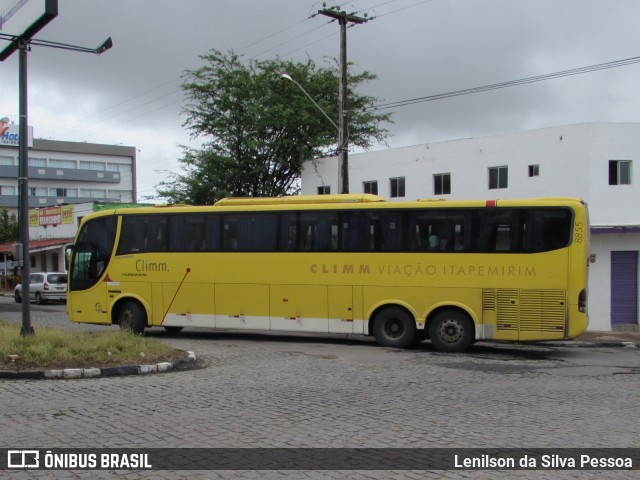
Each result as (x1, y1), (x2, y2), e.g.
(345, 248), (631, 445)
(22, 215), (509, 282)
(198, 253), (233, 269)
(29, 157), (47, 167)
(609, 160), (631, 185)
(80, 188), (107, 198)
(0, 186), (16, 195)
(107, 162), (132, 173)
(29, 187), (47, 196)
(80, 161), (106, 171)
(108, 190), (133, 202)
(0, 155), (15, 166)
(49, 187), (78, 197)
(49, 159), (76, 169)
(433, 173), (451, 195)
(528, 164), (539, 177)
(488, 166), (508, 190)
(363, 180), (378, 195)
(390, 177), (405, 198)
(317, 186), (330, 195)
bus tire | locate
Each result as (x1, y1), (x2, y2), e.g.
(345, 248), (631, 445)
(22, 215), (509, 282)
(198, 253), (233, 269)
(372, 307), (417, 348)
(428, 309), (474, 352)
(118, 300), (147, 335)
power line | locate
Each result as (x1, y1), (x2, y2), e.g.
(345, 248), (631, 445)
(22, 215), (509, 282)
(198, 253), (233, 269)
(35, 2), (430, 142)
(368, 55), (640, 111)
(370, 0), (433, 19)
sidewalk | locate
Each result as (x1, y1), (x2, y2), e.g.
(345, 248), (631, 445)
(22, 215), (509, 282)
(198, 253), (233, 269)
(558, 330), (640, 348)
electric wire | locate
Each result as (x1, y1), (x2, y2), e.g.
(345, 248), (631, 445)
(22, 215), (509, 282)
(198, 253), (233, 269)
(368, 55), (640, 111)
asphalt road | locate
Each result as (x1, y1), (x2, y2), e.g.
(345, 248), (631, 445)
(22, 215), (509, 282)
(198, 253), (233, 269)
(1, 296), (639, 479)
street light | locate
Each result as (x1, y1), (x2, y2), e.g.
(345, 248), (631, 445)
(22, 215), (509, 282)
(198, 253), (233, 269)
(281, 73), (349, 194)
(0, 33), (113, 336)
(280, 73), (338, 130)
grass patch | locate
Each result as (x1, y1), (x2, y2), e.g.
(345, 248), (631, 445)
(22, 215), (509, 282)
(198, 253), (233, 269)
(0, 321), (185, 370)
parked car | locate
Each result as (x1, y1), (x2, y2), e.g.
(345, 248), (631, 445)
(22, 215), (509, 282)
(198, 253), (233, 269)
(14, 272), (68, 304)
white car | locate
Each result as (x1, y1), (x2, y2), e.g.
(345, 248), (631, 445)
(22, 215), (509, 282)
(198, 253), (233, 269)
(14, 272), (68, 304)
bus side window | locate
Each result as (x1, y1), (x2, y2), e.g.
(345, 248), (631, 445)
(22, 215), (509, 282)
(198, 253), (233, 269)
(222, 214), (277, 251)
(375, 212), (404, 251)
(523, 208), (572, 252)
(298, 213), (339, 251)
(223, 219), (239, 251)
(341, 213), (368, 251)
(117, 216), (145, 254)
(474, 210), (514, 252)
(169, 215), (214, 252)
(204, 215), (221, 251)
(494, 224), (512, 251)
(184, 216), (206, 251)
(246, 214), (277, 251)
(145, 217), (168, 252)
(453, 225), (466, 251)
(279, 214), (298, 251)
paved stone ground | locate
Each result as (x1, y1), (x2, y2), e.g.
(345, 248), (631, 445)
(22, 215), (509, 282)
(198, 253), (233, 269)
(1, 305), (639, 479)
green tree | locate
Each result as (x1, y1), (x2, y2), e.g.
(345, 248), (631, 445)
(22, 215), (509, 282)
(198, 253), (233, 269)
(155, 49), (392, 204)
(0, 208), (18, 243)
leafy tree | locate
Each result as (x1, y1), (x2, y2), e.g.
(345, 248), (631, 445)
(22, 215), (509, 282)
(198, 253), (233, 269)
(0, 208), (18, 243)
(155, 49), (392, 204)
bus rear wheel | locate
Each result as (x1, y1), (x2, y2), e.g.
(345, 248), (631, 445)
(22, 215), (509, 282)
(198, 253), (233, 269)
(118, 300), (147, 335)
(372, 307), (417, 348)
(428, 309), (474, 352)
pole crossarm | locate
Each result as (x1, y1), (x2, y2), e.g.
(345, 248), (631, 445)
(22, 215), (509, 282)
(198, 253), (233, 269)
(0, 32), (112, 54)
(317, 8), (368, 24)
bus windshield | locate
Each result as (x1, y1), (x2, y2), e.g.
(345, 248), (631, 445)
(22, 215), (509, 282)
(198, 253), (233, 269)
(70, 215), (117, 291)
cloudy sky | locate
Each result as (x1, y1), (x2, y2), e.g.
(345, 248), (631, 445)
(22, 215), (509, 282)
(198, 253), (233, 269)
(1, 0), (640, 201)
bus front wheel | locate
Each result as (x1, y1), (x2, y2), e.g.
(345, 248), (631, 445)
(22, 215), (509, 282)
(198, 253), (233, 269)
(428, 309), (474, 353)
(372, 307), (417, 348)
(117, 300), (147, 335)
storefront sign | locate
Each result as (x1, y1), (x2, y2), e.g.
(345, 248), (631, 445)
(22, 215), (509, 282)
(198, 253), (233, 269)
(29, 205), (74, 227)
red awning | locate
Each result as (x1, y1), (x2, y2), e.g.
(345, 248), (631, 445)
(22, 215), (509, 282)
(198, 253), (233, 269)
(0, 238), (75, 254)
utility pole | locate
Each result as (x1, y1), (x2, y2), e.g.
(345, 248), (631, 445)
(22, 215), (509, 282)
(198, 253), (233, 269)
(318, 7), (368, 194)
(18, 39), (33, 336)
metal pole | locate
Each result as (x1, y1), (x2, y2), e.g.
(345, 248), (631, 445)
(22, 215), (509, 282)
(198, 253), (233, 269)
(338, 17), (349, 194)
(18, 39), (32, 336)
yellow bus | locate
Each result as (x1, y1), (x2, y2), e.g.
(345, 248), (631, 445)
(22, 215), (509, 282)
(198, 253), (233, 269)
(66, 194), (589, 352)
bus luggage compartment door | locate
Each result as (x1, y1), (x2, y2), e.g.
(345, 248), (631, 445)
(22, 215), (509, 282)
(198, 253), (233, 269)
(270, 284), (329, 333)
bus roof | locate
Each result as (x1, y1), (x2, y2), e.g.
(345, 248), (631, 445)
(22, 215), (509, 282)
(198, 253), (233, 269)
(214, 194), (386, 206)
(80, 195), (586, 220)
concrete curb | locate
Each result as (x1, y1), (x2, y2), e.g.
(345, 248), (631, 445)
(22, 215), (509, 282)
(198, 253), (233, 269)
(0, 351), (196, 380)
(529, 340), (639, 349)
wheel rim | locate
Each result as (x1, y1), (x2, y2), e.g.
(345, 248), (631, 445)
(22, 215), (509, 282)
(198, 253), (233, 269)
(437, 317), (464, 344)
(383, 317), (404, 339)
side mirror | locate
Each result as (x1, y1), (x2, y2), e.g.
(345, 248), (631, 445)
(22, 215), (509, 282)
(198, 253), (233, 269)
(65, 245), (74, 264)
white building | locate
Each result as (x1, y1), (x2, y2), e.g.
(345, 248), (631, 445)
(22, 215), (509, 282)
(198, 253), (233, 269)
(301, 122), (640, 332)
